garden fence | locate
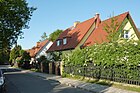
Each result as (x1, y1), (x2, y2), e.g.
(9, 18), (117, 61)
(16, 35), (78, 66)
(64, 64), (140, 85)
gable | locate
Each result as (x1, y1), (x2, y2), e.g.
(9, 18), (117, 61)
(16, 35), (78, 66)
(127, 14), (140, 40)
(36, 41), (53, 58)
(27, 40), (51, 58)
(84, 12), (139, 47)
(84, 12), (127, 46)
(122, 20), (139, 40)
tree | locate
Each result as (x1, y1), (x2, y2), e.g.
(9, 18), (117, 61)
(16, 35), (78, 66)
(104, 14), (133, 44)
(0, 0), (36, 50)
(16, 49), (31, 68)
(39, 32), (48, 41)
(9, 45), (22, 63)
(19, 50), (30, 61)
(0, 0), (3, 2)
(49, 29), (63, 42)
(103, 17), (120, 43)
(0, 0), (36, 64)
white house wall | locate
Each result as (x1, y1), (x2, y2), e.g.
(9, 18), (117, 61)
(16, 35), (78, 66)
(36, 41), (53, 59)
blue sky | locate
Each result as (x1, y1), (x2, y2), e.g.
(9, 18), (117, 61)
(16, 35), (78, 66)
(18, 0), (140, 49)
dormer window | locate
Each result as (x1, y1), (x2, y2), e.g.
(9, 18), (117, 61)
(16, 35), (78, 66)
(124, 31), (129, 39)
(57, 40), (61, 46)
(63, 38), (67, 45)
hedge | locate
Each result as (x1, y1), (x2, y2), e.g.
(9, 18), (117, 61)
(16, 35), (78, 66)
(62, 40), (140, 69)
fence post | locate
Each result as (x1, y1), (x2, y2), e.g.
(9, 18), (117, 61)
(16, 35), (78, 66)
(110, 66), (114, 81)
(83, 64), (88, 77)
(98, 66), (101, 79)
(60, 61), (63, 75)
(84, 66), (85, 77)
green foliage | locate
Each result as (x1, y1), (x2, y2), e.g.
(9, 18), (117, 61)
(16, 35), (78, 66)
(103, 17), (121, 43)
(50, 52), (62, 61)
(16, 50), (31, 68)
(19, 50), (31, 61)
(39, 32), (48, 42)
(49, 29), (63, 42)
(0, 0), (4, 2)
(0, 0), (36, 49)
(62, 49), (85, 66)
(63, 41), (140, 68)
(0, 50), (9, 64)
(0, 0), (35, 64)
(9, 45), (22, 62)
(19, 49), (25, 56)
(37, 55), (47, 63)
(62, 14), (140, 85)
(63, 41), (140, 85)
(103, 15), (132, 43)
(9, 45), (31, 66)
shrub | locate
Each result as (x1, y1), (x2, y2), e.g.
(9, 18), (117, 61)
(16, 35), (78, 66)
(63, 40), (140, 69)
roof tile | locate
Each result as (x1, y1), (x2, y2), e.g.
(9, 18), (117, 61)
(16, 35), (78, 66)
(48, 12), (138, 52)
(84, 12), (129, 46)
(48, 17), (96, 52)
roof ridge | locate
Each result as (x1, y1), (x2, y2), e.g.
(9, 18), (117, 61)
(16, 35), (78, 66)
(102, 11), (129, 23)
(39, 39), (49, 42)
(63, 17), (95, 32)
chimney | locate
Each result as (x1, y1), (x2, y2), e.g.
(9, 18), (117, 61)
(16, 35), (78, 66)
(73, 21), (80, 28)
(94, 13), (101, 28)
(36, 42), (40, 47)
(95, 13), (100, 19)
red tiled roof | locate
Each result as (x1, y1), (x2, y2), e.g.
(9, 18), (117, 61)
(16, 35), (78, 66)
(48, 12), (139, 52)
(48, 17), (96, 52)
(27, 39), (49, 57)
(84, 12), (129, 46)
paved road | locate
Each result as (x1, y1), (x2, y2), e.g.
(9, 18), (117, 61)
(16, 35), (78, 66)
(5, 69), (92, 93)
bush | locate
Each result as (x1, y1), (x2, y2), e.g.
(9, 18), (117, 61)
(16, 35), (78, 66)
(62, 41), (140, 85)
(63, 40), (140, 69)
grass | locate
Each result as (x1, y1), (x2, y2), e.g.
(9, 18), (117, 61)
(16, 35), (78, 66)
(62, 73), (140, 92)
(112, 83), (140, 92)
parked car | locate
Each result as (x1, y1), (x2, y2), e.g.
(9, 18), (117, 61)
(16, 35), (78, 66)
(0, 70), (5, 92)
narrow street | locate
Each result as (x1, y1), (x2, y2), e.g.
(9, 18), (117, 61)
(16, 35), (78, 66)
(4, 69), (92, 93)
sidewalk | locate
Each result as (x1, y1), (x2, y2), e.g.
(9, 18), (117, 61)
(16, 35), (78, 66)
(22, 70), (139, 93)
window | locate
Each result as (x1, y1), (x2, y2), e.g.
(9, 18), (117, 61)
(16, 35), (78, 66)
(57, 40), (60, 46)
(124, 31), (129, 39)
(63, 38), (67, 45)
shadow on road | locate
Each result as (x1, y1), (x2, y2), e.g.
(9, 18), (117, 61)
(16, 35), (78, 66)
(4, 71), (92, 93)
(1, 69), (21, 73)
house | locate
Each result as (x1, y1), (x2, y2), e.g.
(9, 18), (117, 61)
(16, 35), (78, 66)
(27, 39), (53, 62)
(47, 12), (140, 52)
(84, 12), (140, 46)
